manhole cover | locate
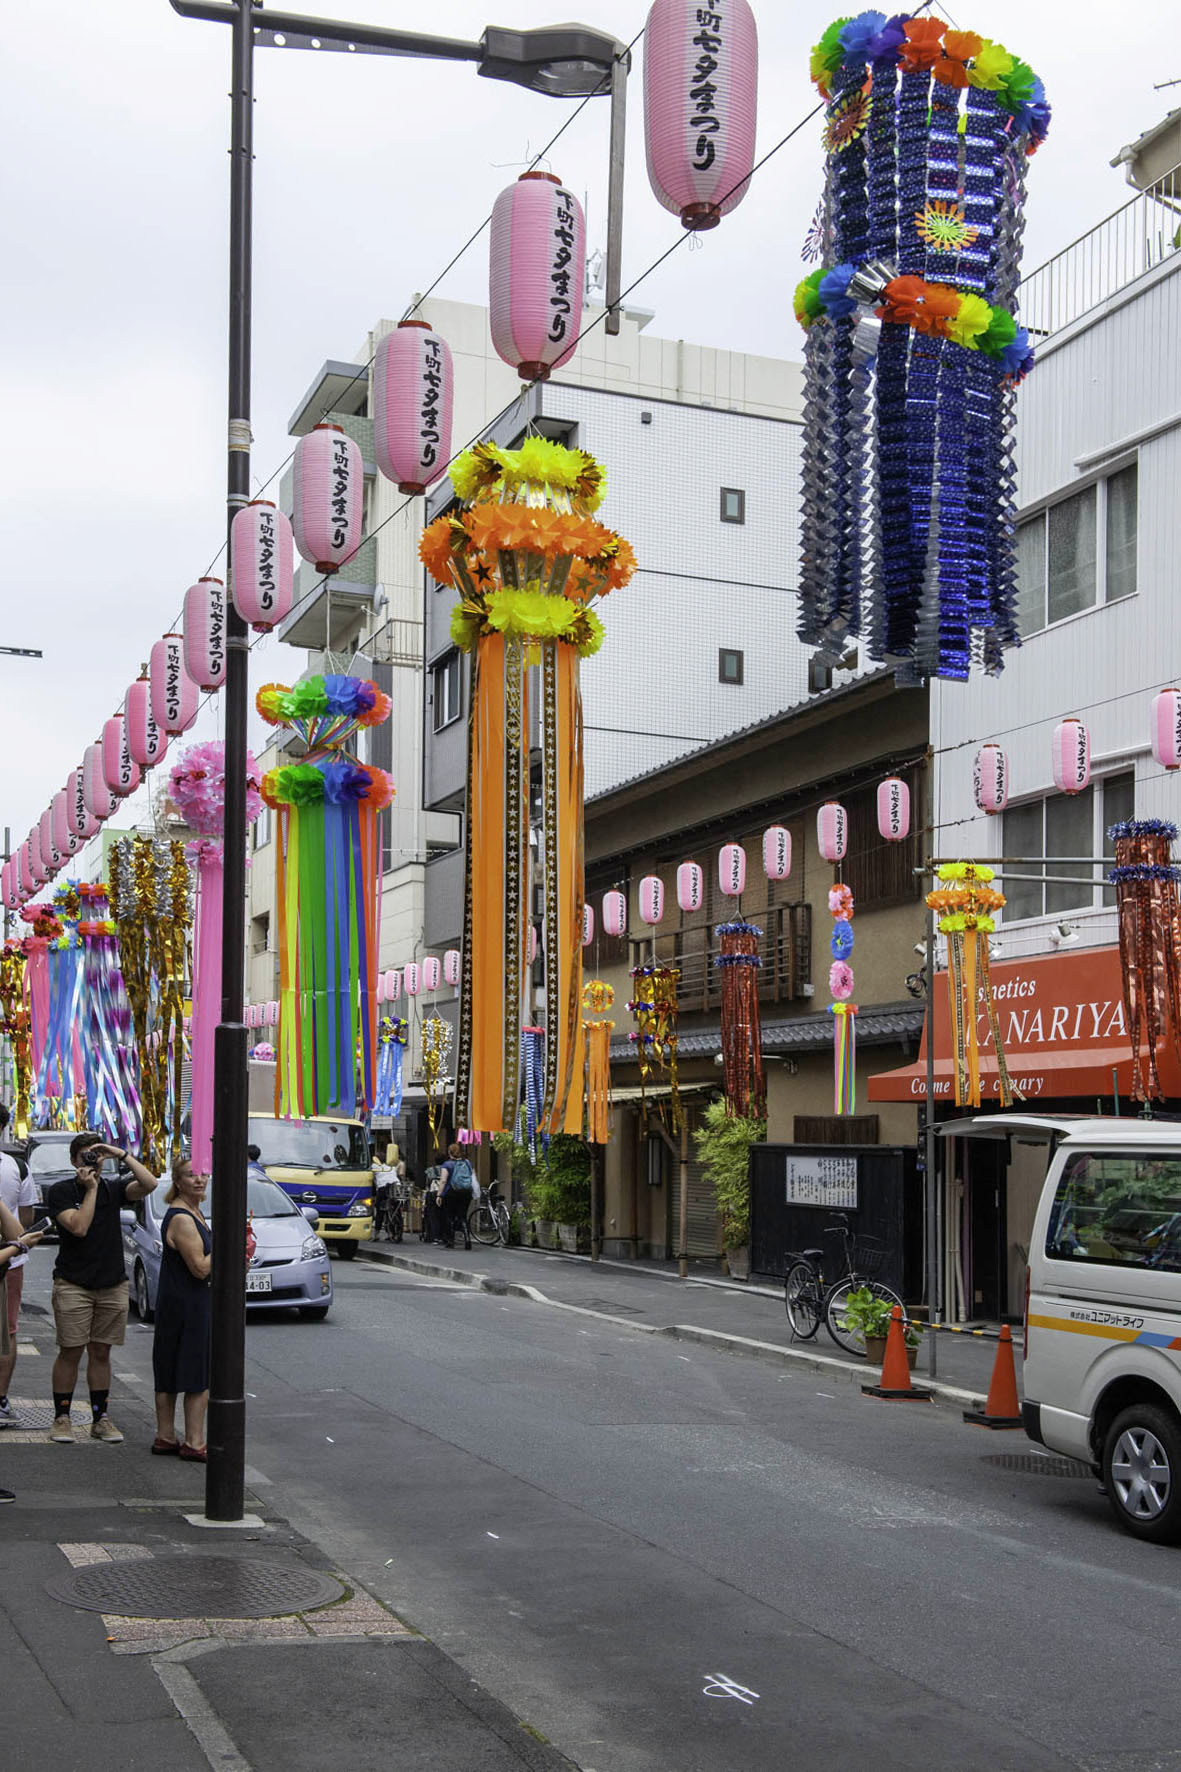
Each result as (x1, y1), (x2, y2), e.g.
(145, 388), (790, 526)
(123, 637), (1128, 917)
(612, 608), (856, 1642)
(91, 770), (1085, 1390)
(47, 1555), (343, 1618)
(581, 1298), (642, 1316)
(983, 1453), (1093, 1479)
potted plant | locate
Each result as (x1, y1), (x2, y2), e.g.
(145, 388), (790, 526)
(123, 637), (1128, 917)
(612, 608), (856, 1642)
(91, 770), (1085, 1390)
(526, 1134), (592, 1253)
(840, 1287), (920, 1367)
(693, 1098), (766, 1280)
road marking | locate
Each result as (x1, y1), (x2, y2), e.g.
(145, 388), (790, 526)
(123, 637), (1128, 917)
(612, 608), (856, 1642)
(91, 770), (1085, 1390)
(702, 1673), (760, 1705)
(816, 1391), (836, 1398)
(677, 1355), (692, 1362)
(17, 1341), (38, 1354)
(153, 1657), (252, 1772)
(487, 1532), (499, 1539)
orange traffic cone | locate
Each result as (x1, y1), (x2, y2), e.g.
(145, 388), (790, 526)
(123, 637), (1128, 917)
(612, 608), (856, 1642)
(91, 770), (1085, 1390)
(862, 1304), (932, 1401)
(963, 1325), (1023, 1428)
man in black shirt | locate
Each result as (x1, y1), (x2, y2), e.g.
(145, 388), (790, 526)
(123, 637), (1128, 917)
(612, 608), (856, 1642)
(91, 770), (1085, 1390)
(45, 1131), (159, 1444)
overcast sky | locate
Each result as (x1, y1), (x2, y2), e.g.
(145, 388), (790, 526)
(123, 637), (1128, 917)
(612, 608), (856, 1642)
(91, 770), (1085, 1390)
(3, 0), (1176, 849)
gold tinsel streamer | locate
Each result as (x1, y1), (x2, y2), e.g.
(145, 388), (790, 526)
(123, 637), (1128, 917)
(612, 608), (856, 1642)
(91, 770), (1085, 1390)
(627, 964), (682, 1132)
(420, 1013), (453, 1146)
(925, 863), (1016, 1109)
(0, 947), (32, 1135)
(108, 837), (191, 1168)
(581, 979), (614, 1145)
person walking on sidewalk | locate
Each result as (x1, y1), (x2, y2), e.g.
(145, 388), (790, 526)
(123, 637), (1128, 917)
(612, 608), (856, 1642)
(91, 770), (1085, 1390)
(0, 1105), (37, 1427)
(0, 1209), (44, 1500)
(151, 1158), (212, 1462)
(45, 1132), (159, 1444)
(439, 1144), (476, 1250)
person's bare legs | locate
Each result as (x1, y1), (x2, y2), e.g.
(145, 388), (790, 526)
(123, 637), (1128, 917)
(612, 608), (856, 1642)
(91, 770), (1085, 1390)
(155, 1393), (179, 1442)
(84, 1340), (112, 1394)
(51, 1344), (84, 1400)
(182, 1390), (208, 1450)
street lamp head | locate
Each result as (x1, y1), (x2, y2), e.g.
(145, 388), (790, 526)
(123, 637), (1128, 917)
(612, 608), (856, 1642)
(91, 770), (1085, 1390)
(480, 23), (625, 97)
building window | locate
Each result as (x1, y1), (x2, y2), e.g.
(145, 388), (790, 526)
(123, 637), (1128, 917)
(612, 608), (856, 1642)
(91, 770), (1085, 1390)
(720, 487), (746, 525)
(808, 656), (833, 695)
(251, 912), (269, 958)
(718, 647), (744, 685)
(251, 806), (272, 851)
(431, 650), (462, 731)
(1016, 463), (1137, 636)
(1002, 772), (1134, 922)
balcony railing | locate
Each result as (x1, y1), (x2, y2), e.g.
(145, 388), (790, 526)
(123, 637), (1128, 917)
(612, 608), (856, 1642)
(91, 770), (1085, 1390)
(1021, 164), (1181, 340)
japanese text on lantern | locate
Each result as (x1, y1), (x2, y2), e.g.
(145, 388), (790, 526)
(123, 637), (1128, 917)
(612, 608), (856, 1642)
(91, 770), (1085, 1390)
(331, 435), (351, 550)
(256, 507), (277, 614)
(208, 586), (226, 680)
(166, 641), (184, 723)
(691, 6), (725, 169)
(549, 191), (577, 344)
(421, 337), (443, 467)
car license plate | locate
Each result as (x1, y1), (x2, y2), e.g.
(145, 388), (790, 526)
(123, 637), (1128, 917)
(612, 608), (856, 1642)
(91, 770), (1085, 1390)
(245, 1271), (272, 1294)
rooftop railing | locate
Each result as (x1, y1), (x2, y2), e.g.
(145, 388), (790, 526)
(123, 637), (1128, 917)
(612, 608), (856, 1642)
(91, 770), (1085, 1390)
(1020, 164), (1181, 340)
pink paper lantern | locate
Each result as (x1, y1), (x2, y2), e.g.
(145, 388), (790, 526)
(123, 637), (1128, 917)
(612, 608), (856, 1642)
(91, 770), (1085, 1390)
(39, 807), (60, 874)
(150, 634), (200, 736)
(876, 778), (910, 843)
(603, 890), (627, 938)
(183, 577), (228, 693)
(18, 842), (35, 897)
(28, 826), (47, 886)
(718, 842), (746, 898)
(639, 875), (665, 925)
(68, 767), (98, 840)
(386, 969), (401, 1003)
(817, 802), (848, 863)
(268, 1001), (279, 1027)
(52, 790), (79, 860)
(83, 741), (117, 823)
(102, 715), (141, 799)
(676, 861), (704, 913)
(581, 904), (595, 947)
(403, 961), (421, 997)
(376, 973), (387, 1005)
(490, 171), (586, 381)
(444, 948), (461, 986)
(643, 0), (759, 231)
(230, 500), (294, 632)
(1052, 718), (1091, 797)
(291, 423), (363, 574)
(1, 861), (15, 911)
(1152, 689), (1181, 772)
(124, 675), (168, 771)
(422, 955), (442, 993)
(973, 744), (1009, 815)
(374, 320), (454, 494)
(762, 827), (791, 881)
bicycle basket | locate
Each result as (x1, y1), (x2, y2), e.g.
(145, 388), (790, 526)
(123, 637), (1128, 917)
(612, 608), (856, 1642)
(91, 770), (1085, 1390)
(851, 1237), (887, 1278)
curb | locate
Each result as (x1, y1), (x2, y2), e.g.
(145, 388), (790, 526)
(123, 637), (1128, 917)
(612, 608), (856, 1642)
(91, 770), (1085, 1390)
(357, 1246), (984, 1410)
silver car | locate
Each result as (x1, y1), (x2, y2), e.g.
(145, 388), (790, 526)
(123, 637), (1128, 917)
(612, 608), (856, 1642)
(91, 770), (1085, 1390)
(123, 1174), (333, 1321)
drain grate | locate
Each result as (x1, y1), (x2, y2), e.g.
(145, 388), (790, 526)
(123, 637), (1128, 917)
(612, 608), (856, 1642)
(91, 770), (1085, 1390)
(579, 1298), (643, 1316)
(47, 1554), (343, 1618)
(983, 1453), (1093, 1479)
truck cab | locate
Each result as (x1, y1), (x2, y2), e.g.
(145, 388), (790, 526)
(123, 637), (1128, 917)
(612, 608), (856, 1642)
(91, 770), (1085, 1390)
(248, 1113), (374, 1259)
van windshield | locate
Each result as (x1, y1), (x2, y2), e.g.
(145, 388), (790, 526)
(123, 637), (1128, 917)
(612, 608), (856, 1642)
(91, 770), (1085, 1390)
(249, 1118), (370, 1173)
(1046, 1151), (1181, 1270)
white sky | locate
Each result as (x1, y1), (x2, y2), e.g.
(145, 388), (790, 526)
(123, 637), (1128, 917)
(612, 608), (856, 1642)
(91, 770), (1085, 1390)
(2, 0), (1177, 847)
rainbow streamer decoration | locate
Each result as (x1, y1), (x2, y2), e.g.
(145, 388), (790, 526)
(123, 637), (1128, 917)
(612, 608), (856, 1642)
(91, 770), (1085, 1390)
(258, 675), (394, 1118)
(77, 884), (140, 1146)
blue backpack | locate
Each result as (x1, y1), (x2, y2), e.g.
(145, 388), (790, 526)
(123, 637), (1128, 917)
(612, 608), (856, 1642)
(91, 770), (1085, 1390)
(449, 1158), (474, 1193)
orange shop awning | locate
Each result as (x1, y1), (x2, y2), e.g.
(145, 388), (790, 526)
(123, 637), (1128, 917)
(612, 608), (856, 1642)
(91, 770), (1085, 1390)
(868, 943), (1181, 1104)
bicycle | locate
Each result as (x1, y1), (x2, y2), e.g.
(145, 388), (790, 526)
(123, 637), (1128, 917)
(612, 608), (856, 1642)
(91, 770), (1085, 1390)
(783, 1214), (902, 1357)
(468, 1184), (512, 1247)
(375, 1175), (412, 1243)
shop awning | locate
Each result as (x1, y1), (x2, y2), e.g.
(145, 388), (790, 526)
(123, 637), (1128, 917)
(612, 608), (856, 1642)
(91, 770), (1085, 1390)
(608, 1083), (718, 1105)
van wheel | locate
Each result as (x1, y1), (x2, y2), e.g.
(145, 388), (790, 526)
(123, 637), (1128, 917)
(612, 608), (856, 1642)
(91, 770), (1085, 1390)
(133, 1262), (153, 1324)
(334, 1243), (357, 1261)
(1102, 1404), (1181, 1543)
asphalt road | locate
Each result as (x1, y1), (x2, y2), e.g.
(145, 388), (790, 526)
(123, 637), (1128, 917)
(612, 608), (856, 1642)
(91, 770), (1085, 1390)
(48, 1256), (1181, 1771)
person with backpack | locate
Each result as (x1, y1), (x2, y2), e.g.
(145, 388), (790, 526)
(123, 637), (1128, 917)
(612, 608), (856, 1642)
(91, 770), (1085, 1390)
(439, 1144), (476, 1250)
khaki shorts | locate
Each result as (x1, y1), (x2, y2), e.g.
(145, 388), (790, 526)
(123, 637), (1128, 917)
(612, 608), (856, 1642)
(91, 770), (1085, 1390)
(52, 1277), (129, 1349)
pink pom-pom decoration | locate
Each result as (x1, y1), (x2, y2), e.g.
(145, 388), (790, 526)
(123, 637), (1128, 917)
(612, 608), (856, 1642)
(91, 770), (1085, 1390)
(83, 741), (118, 823)
(829, 961), (855, 1002)
(444, 949), (461, 986)
(403, 962), (421, 997)
(490, 172), (586, 381)
(1052, 718), (1091, 796)
(291, 423), (363, 574)
(762, 826), (791, 881)
(973, 744), (1009, 815)
(602, 890), (627, 938)
(231, 500), (294, 633)
(676, 861), (704, 913)
(718, 843), (746, 898)
(422, 955), (442, 993)
(183, 577), (228, 693)
(102, 714), (141, 799)
(582, 904), (595, 947)
(643, 0), (759, 231)
(125, 675), (168, 771)
(252, 1042), (275, 1063)
(877, 778), (910, 843)
(1152, 689), (1181, 772)
(374, 321), (453, 494)
(169, 740), (262, 838)
(817, 802), (848, 863)
(150, 634), (200, 736)
(639, 875), (665, 925)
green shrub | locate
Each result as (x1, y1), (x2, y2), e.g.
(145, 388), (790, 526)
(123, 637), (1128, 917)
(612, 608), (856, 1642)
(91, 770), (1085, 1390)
(693, 1098), (765, 1250)
(526, 1133), (592, 1227)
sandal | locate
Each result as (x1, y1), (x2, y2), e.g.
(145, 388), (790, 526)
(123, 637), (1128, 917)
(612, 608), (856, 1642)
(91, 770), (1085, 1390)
(178, 1443), (207, 1463)
(151, 1437), (181, 1456)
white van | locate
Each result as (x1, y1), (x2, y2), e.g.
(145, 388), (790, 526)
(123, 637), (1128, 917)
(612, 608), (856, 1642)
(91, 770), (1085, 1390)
(952, 1115), (1181, 1543)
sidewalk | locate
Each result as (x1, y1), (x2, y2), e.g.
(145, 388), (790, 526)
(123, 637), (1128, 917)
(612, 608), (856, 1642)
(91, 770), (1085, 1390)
(360, 1237), (1023, 1404)
(0, 1307), (574, 1772)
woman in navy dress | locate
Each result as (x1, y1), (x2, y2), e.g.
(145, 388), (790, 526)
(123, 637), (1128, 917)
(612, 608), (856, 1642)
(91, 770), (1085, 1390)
(151, 1158), (211, 1461)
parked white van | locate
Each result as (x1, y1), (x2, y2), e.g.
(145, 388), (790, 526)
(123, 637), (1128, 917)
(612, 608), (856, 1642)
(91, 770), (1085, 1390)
(950, 1115), (1181, 1544)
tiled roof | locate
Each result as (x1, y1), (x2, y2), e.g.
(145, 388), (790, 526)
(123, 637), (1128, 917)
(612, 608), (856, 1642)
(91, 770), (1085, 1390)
(609, 1001), (923, 1064)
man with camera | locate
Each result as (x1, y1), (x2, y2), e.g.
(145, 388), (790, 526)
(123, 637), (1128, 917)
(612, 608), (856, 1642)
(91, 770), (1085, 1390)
(45, 1131), (159, 1444)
